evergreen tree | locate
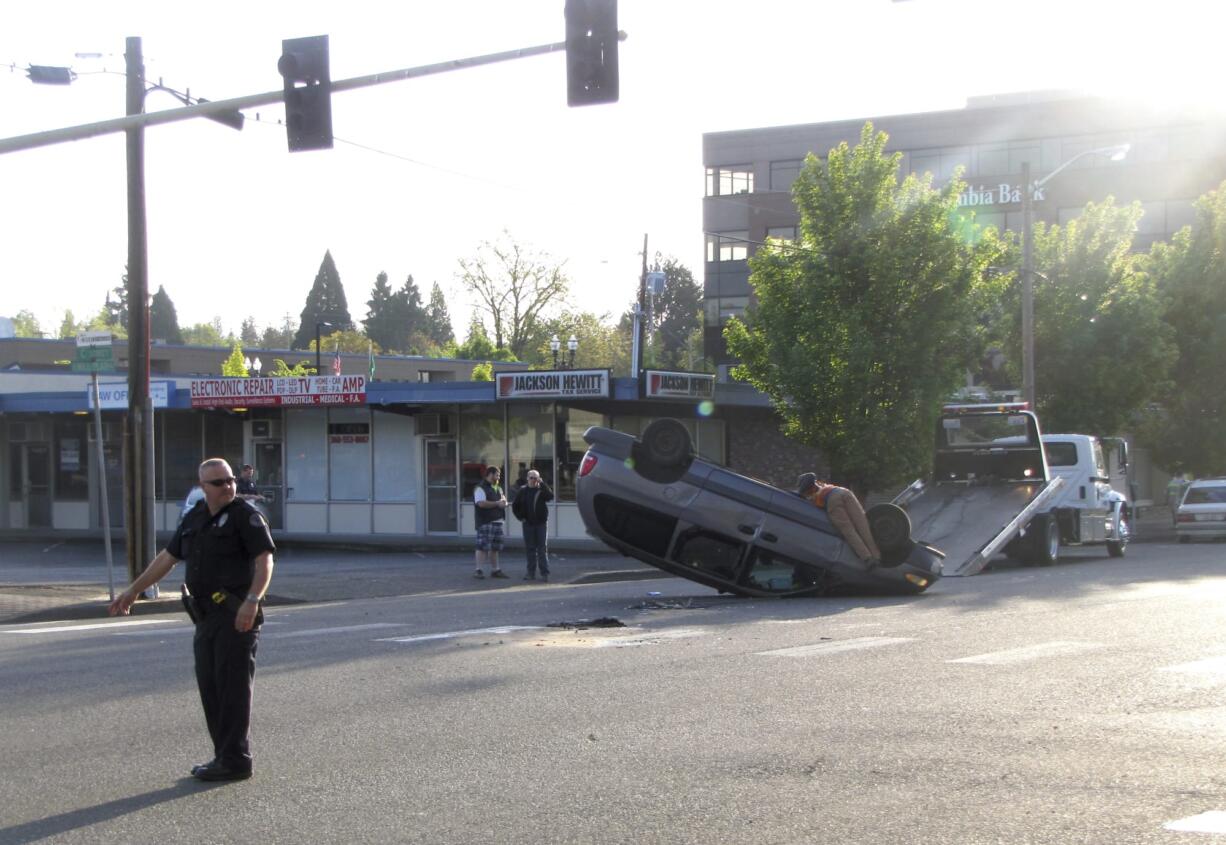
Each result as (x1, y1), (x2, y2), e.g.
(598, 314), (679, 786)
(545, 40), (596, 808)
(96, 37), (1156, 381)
(293, 250), (354, 349)
(240, 317), (260, 346)
(104, 276), (129, 331)
(362, 271), (399, 351)
(11, 310), (43, 338)
(393, 274), (427, 350)
(424, 282), (455, 346)
(221, 341), (249, 376)
(149, 285), (184, 344)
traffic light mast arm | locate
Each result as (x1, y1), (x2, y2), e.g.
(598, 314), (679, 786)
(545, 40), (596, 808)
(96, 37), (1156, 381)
(0, 32), (626, 156)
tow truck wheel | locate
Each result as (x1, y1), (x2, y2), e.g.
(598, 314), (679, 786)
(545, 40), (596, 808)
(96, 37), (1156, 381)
(867, 503), (911, 553)
(641, 419), (693, 469)
(1107, 512), (1129, 558)
(1029, 514), (1059, 566)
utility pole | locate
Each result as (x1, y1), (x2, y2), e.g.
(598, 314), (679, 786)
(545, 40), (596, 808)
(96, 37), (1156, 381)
(1021, 161), (1035, 410)
(124, 37), (154, 582)
(630, 234), (648, 377)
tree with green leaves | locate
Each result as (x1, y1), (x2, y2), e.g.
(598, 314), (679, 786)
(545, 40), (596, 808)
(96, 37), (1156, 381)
(221, 341), (249, 377)
(269, 358), (315, 377)
(11, 309), (44, 338)
(58, 311), (80, 339)
(314, 328), (377, 356)
(645, 255), (704, 370)
(149, 285), (184, 345)
(454, 317), (514, 362)
(1140, 181), (1226, 475)
(424, 282), (455, 347)
(260, 314), (297, 350)
(182, 318), (230, 347)
(991, 199), (1175, 435)
(538, 311), (628, 372)
(725, 123), (1006, 496)
(104, 279), (128, 332)
(457, 232), (569, 360)
(293, 250), (354, 349)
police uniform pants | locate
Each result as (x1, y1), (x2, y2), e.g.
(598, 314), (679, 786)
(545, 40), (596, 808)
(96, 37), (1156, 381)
(825, 488), (882, 562)
(193, 612), (259, 771)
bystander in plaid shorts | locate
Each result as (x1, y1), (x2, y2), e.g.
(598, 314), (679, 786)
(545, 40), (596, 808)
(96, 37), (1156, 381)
(476, 522), (505, 552)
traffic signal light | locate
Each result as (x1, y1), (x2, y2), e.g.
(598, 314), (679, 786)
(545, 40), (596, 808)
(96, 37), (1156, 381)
(565, 0), (619, 107)
(277, 35), (333, 152)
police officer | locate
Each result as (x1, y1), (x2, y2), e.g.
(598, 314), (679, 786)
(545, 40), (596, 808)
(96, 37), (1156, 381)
(109, 457), (275, 782)
(235, 463), (264, 504)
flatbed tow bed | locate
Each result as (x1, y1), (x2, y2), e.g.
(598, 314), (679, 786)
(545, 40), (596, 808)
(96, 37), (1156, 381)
(893, 404), (1064, 577)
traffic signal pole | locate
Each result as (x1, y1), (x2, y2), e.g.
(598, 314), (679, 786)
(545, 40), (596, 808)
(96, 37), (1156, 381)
(124, 37), (154, 583)
(0, 36), (624, 155)
(1, 19), (624, 589)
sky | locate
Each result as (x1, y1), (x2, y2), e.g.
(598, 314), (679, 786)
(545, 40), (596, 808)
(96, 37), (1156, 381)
(2, 0), (1222, 345)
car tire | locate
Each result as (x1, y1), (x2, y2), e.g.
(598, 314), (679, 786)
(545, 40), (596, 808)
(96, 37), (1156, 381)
(1106, 512), (1129, 558)
(640, 419), (693, 469)
(1028, 514), (1059, 566)
(866, 503), (911, 553)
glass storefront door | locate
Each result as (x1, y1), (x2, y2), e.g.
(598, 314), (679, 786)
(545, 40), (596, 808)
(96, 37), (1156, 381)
(425, 438), (458, 533)
(253, 441), (284, 530)
(13, 443), (52, 528)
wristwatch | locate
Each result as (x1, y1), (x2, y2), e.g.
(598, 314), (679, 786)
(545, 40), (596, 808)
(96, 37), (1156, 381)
(245, 594), (262, 603)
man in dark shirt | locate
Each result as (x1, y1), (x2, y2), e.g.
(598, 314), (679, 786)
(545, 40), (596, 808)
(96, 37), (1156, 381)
(109, 457), (275, 782)
(235, 463), (264, 504)
(511, 469), (554, 581)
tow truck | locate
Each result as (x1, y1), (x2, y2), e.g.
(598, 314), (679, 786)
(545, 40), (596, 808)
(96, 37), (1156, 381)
(892, 403), (1065, 576)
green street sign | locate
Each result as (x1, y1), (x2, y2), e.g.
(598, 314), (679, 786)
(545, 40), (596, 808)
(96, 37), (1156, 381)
(72, 345), (114, 372)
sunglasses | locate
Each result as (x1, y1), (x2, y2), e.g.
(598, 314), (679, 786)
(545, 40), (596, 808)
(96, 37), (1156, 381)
(204, 477), (236, 488)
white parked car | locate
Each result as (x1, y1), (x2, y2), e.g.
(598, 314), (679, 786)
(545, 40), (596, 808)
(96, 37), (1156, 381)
(1175, 478), (1226, 543)
(179, 485), (205, 525)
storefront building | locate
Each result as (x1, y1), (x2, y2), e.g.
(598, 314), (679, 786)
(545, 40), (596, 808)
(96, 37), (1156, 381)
(1, 339), (804, 542)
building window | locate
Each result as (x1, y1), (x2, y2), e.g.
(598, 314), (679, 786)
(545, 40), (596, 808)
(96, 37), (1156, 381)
(556, 407), (605, 502)
(1008, 144), (1041, 174)
(507, 402), (554, 492)
(1137, 201), (1166, 235)
(766, 226), (797, 242)
(459, 404), (505, 500)
(976, 144), (1008, 176)
(1166, 198), (1196, 232)
(909, 149), (940, 178)
(287, 409), (327, 502)
(373, 410), (415, 502)
(162, 413), (201, 502)
(203, 413), (243, 473)
(706, 231), (749, 262)
(54, 419), (88, 500)
(705, 165), (754, 196)
(328, 408), (372, 501)
(705, 296), (749, 325)
(769, 159), (803, 192)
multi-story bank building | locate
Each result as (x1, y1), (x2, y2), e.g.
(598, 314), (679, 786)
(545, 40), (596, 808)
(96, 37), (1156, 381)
(702, 92), (1226, 364)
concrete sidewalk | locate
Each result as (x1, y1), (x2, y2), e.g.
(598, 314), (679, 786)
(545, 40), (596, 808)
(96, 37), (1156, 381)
(0, 538), (665, 626)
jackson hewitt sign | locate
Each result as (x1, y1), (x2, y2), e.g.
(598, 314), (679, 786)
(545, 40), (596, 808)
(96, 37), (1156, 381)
(495, 369), (610, 400)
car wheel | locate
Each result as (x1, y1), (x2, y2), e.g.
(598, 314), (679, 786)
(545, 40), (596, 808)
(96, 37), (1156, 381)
(640, 419), (693, 468)
(866, 503), (911, 552)
(1106, 513), (1129, 558)
(1029, 514), (1059, 566)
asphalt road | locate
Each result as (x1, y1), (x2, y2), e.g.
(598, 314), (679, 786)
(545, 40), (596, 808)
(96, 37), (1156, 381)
(2, 538), (1225, 844)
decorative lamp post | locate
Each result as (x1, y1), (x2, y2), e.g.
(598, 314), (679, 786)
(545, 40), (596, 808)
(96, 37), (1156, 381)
(251, 357), (262, 376)
(567, 335), (578, 369)
(550, 335), (561, 368)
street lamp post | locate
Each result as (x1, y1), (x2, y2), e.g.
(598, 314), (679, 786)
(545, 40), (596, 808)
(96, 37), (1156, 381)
(567, 335), (578, 369)
(314, 321), (333, 374)
(1020, 143), (1130, 408)
(550, 334), (579, 369)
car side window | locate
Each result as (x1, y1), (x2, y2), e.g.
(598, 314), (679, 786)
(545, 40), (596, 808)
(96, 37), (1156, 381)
(744, 549), (826, 593)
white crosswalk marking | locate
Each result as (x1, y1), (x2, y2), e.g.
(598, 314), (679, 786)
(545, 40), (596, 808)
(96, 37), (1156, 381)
(756, 637), (915, 658)
(1165, 811), (1226, 833)
(948, 641), (1105, 665)
(3, 619), (177, 635)
(376, 625), (542, 644)
(1160, 655), (1226, 675)
(274, 623), (408, 639)
(592, 627), (707, 648)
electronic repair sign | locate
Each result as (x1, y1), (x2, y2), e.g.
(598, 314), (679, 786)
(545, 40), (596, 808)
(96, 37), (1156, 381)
(190, 376), (366, 408)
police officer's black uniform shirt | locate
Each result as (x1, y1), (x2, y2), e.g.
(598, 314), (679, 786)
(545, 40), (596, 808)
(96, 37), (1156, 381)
(236, 477), (259, 497)
(169, 498), (276, 599)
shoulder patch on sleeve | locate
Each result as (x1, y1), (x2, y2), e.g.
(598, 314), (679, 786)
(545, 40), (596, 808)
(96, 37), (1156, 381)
(251, 512), (267, 528)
